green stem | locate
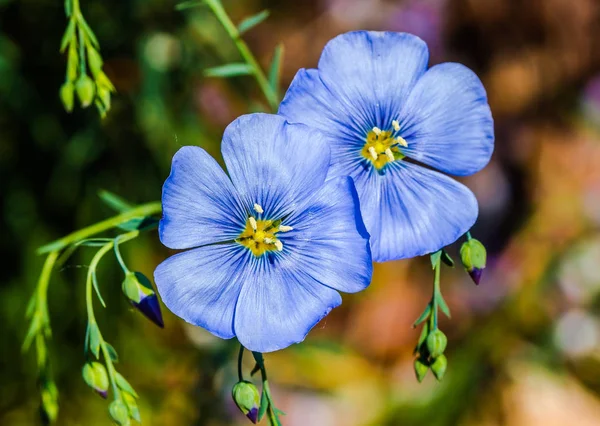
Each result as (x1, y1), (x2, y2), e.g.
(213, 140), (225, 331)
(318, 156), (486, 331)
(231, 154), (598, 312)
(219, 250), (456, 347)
(204, 0), (279, 111)
(238, 345), (245, 382)
(466, 231), (472, 240)
(430, 257), (441, 330)
(37, 201), (161, 254)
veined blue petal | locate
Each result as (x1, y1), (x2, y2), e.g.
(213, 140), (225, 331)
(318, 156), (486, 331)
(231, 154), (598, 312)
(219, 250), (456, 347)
(159, 146), (247, 249)
(399, 63), (494, 176)
(221, 113), (331, 218)
(234, 257), (342, 353)
(282, 177), (372, 293)
(316, 31), (430, 128)
(355, 161), (478, 262)
(154, 243), (248, 339)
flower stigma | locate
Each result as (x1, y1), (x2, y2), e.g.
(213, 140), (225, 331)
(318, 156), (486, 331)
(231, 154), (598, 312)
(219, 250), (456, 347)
(361, 120), (407, 170)
(237, 204), (291, 256)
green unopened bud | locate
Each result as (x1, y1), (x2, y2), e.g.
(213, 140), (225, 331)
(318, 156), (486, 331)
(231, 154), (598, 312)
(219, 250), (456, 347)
(460, 238), (487, 285)
(122, 272), (164, 328)
(232, 381), (260, 424)
(431, 354), (448, 381)
(75, 74), (95, 108)
(414, 358), (429, 383)
(82, 362), (109, 398)
(109, 400), (130, 426)
(97, 84), (111, 111)
(87, 45), (103, 76)
(123, 392), (141, 422)
(426, 329), (447, 358)
(67, 44), (78, 81)
(40, 381), (59, 423)
(60, 81), (74, 112)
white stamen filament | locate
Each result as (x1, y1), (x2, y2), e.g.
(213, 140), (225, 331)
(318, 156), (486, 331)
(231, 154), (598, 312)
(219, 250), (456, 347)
(249, 216), (257, 231)
(278, 225), (293, 232)
(264, 237), (274, 244)
(392, 120), (400, 132)
(396, 136), (408, 147)
(385, 148), (395, 162)
(274, 240), (283, 251)
(253, 203), (264, 214)
(372, 127), (382, 136)
(368, 147), (378, 160)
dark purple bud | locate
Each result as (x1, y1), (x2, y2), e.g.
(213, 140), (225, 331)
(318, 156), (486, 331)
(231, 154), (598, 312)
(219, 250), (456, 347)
(469, 267), (483, 285)
(133, 294), (164, 328)
(246, 406), (258, 424)
(97, 389), (108, 399)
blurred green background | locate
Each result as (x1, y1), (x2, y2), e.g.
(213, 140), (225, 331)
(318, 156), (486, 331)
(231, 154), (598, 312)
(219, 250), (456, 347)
(3, 0), (600, 424)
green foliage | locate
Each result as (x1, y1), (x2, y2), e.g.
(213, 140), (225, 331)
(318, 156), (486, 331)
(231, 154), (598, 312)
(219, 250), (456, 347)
(238, 10), (270, 34)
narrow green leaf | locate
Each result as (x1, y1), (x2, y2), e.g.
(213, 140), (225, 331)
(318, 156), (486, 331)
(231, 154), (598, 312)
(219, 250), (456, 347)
(22, 315), (41, 352)
(115, 372), (139, 398)
(25, 294), (36, 319)
(123, 391), (141, 422)
(238, 10), (270, 34)
(56, 244), (79, 268)
(441, 250), (455, 267)
(430, 250), (442, 269)
(60, 19), (76, 53)
(412, 304), (431, 328)
(98, 190), (134, 213)
(78, 17), (99, 48)
(257, 384), (268, 421)
(91, 270), (107, 308)
(88, 322), (101, 358)
(65, 0), (72, 17)
(414, 322), (430, 355)
(104, 342), (119, 363)
(436, 293), (451, 319)
(268, 43), (284, 95)
(204, 63), (253, 78)
(175, 0), (205, 10)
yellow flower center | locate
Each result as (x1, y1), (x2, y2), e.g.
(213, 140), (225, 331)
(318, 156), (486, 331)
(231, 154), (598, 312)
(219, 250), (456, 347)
(236, 204), (293, 257)
(361, 121), (407, 170)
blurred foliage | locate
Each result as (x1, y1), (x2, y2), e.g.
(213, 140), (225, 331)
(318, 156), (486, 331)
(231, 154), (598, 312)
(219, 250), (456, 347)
(2, 0), (600, 425)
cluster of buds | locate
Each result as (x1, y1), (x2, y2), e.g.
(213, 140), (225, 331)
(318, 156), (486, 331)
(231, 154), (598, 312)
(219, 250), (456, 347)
(59, 4), (116, 117)
(414, 328), (448, 382)
(122, 271), (164, 328)
(460, 237), (487, 285)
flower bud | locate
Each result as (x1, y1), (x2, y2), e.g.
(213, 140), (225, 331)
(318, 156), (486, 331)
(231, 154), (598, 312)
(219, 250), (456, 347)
(122, 272), (164, 328)
(60, 81), (74, 112)
(82, 362), (109, 398)
(109, 399), (130, 426)
(431, 354), (448, 381)
(232, 381), (260, 423)
(87, 45), (103, 77)
(414, 358), (428, 383)
(97, 84), (111, 111)
(426, 329), (447, 359)
(460, 238), (487, 285)
(75, 74), (95, 108)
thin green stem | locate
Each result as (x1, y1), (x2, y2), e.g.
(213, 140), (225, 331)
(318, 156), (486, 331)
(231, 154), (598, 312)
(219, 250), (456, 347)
(238, 345), (245, 382)
(429, 257), (441, 330)
(466, 231), (472, 240)
(37, 201), (161, 254)
(204, 0), (279, 111)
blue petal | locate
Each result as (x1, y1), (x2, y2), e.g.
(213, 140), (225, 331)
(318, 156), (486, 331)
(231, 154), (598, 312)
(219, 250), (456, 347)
(282, 177), (373, 293)
(221, 113), (331, 218)
(154, 243), (247, 339)
(233, 258), (342, 353)
(355, 162), (478, 262)
(316, 31), (430, 128)
(159, 146), (246, 249)
(399, 63), (494, 176)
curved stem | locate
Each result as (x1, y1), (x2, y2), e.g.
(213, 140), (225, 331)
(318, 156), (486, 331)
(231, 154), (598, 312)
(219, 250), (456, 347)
(37, 201), (161, 254)
(204, 0), (279, 111)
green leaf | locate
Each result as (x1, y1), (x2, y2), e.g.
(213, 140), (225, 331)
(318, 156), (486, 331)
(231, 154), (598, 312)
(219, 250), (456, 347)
(436, 293), (451, 318)
(441, 250), (454, 267)
(268, 43), (284, 95)
(115, 372), (139, 398)
(204, 63), (253, 78)
(78, 17), (99, 48)
(412, 304), (431, 328)
(98, 190), (134, 213)
(60, 19), (76, 52)
(117, 216), (159, 232)
(22, 315), (42, 352)
(25, 294), (36, 319)
(88, 322), (101, 358)
(257, 383), (268, 421)
(175, 0), (205, 10)
(238, 10), (270, 34)
(65, 0), (72, 17)
(123, 391), (141, 422)
(430, 250), (442, 269)
(104, 342), (119, 363)
(91, 269), (107, 308)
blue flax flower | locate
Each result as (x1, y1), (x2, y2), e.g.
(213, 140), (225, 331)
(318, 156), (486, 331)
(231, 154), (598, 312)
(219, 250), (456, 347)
(154, 114), (372, 352)
(279, 31), (494, 262)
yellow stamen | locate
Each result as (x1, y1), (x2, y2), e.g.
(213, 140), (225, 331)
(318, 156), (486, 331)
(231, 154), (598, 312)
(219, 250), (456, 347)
(368, 146), (378, 160)
(264, 237), (274, 244)
(249, 216), (257, 231)
(385, 148), (394, 162)
(392, 120), (400, 132)
(372, 127), (382, 136)
(278, 225), (293, 232)
(253, 203), (264, 214)
(396, 136), (408, 147)
(274, 240), (283, 251)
